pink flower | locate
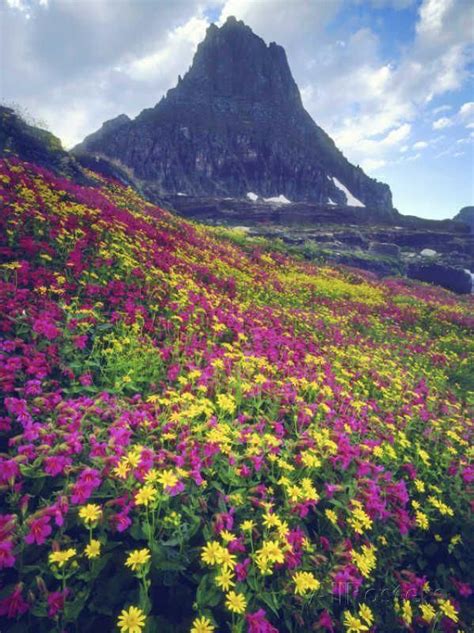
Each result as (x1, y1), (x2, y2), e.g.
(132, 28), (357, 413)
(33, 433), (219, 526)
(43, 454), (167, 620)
(0, 585), (29, 619)
(246, 609), (279, 633)
(73, 334), (88, 350)
(24, 515), (52, 545)
(0, 539), (15, 568)
(0, 459), (20, 484)
(235, 558), (251, 581)
(47, 589), (69, 617)
(32, 317), (60, 340)
(78, 372), (93, 386)
(317, 610), (335, 632)
(44, 455), (72, 477)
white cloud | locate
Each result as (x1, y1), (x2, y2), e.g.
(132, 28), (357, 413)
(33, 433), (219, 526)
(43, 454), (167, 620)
(364, 0), (415, 7)
(413, 141), (428, 149)
(432, 104), (451, 114)
(433, 116), (453, 129)
(116, 16), (209, 82)
(361, 158), (387, 171)
(459, 101), (474, 121)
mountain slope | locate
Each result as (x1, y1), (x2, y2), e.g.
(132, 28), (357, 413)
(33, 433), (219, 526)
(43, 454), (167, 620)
(0, 105), (87, 183)
(74, 17), (394, 215)
(0, 157), (472, 632)
(453, 206), (474, 232)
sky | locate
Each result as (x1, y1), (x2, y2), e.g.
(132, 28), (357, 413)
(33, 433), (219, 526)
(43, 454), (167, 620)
(1, 0), (473, 219)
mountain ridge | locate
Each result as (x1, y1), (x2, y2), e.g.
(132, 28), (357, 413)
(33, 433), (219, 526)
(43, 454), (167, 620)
(73, 16), (394, 216)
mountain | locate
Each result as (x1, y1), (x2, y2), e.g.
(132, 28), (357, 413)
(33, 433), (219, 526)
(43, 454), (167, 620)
(453, 206), (474, 232)
(73, 17), (394, 215)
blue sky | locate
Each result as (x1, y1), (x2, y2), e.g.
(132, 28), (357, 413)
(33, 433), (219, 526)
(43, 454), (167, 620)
(1, 0), (473, 219)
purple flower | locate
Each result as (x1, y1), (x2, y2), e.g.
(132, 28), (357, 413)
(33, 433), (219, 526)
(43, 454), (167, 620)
(47, 589), (69, 617)
(0, 539), (15, 568)
(0, 585), (29, 618)
(24, 516), (52, 545)
(246, 609), (279, 633)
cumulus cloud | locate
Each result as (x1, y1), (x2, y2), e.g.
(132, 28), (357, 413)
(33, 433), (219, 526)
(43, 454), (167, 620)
(1, 0), (207, 145)
(413, 141), (428, 149)
(433, 117), (454, 129)
(299, 0), (473, 173)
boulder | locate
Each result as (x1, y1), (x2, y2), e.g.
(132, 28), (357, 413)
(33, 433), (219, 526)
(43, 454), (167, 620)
(407, 263), (472, 294)
(420, 248), (437, 257)
(368, 241), (400, 258)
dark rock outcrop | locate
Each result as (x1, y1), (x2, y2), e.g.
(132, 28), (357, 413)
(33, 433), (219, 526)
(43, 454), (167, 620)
(0, 106), (90, 183)
(368, 242), (400, 258)
(407, 263), (472, 294)
(74, 17), (394, 216)
(453, 206), (474, 232)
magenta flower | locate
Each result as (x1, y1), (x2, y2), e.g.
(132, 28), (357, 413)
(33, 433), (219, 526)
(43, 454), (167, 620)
(47, 589), (69, 617)
(32, 317), (60, 340)
(0, 539), (15, 568)
(245, 609), (279, 633)
(24, 515), (52, 545)
(0, 585), (29, 618)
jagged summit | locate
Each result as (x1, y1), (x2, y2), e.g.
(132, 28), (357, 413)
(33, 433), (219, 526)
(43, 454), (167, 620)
(74, 17), (394, 214)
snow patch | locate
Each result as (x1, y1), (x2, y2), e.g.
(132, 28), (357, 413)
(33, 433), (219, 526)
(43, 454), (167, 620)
(247, 192), (259, 202)
(327, 198), (337, 206)
(177, 192), (187, 196)
(331, 177), (365, 208)
(264, 194), (292, 204)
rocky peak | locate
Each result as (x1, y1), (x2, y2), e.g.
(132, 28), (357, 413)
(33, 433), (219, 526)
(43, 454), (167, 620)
(453, 206), (474, 232)
(166, 16), (301, 109)
(73, 18), (395, 215)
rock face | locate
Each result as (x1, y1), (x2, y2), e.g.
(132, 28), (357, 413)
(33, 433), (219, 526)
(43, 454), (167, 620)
(74, 16), (394, 216)
(0, 106), (88, 183)
(453, 206), (474, 232)
(368, 242), (400, 258)
(407, 263), (472, 294)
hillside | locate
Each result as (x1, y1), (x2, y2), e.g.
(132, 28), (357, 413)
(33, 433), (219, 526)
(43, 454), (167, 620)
(0, 158), (473, 633)
(73, 17), (393, 215)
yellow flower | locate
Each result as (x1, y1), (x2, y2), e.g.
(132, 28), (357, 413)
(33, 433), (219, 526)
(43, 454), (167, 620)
(114, 461), (130, 479)
(225, 591), (247, 614)
(220, 530), (235, 543)
(438, 598), (458, 622)
(215, 548), (237, 570)
(49, 548), (76, 568)
(190, 616), (216, 633)
(241, 520), (255, 532)
(343, 611), (369, 633)
(293, 571), (320, 596)
(157, 469), (179, 490)
(79, 504), (102, 526)
(85, 539), (101, 559)
(125, 548), (151, 572)
(352, 545), (377, 578)
(358, 604), (373, 626)
(414, 479), (425, 492)
(215, 568), (235, 591)
(135, 485), (157, 507)
(420, 603), (436, 623)
(117, 605), (146, 633)
(401, 600), (413, 626)
(201, 542), (224, 566)
(144, 468), (159, 484)
(415, 511), (429, 530)
(325, 509), (338, 525)
(262, 513), (281, 529)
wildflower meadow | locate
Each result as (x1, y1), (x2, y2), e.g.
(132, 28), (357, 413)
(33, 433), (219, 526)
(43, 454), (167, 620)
(0, 159), (472, 632)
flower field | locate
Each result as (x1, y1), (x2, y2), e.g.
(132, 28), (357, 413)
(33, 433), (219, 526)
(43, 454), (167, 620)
(0, 158), (473, 632)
